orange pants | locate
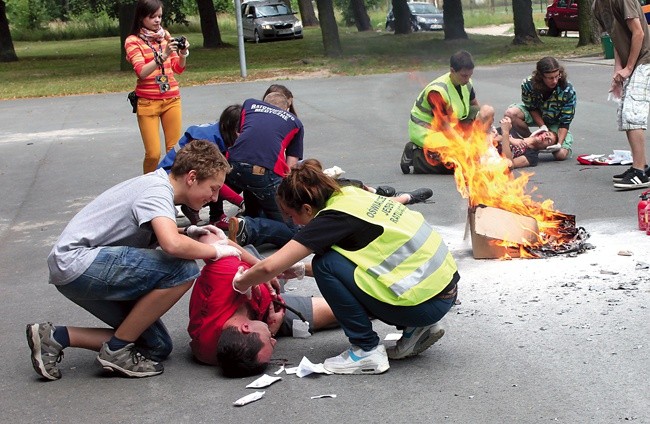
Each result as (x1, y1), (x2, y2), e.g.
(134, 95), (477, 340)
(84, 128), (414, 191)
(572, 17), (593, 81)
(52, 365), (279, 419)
(137, 96), (182, 173)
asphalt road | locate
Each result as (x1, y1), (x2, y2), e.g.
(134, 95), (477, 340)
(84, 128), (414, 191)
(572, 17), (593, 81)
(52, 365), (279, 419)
(0, 57), (648, 423)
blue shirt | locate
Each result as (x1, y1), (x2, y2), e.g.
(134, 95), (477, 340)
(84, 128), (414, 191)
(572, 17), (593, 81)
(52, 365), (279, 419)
(158, 122), (226, 172)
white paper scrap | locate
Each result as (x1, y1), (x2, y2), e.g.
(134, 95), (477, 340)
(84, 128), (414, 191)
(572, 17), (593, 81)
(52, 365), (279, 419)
(292, 319), (311, 338)
(297, 356), (332, 378)
(274, 364), (285, 375)
(384, 333), (402, 341)
(233, 391), (265, 406)
(246, 374), (282, 389)
(284, 366), (298, 375)
(311, 394), (337, 399)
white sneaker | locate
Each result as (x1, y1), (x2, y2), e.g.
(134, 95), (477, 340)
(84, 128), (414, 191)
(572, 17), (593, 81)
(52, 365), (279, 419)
(323, 344), (389, 375)
(386, 323), (445, 360)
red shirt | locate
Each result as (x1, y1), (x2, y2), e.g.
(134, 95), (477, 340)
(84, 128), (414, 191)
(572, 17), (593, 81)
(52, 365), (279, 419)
(187, 257), (274, 365)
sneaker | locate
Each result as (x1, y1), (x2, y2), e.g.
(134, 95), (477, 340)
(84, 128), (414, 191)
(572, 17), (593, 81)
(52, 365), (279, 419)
(386, 323), (445, 360)
(375, 185), (396, 197)
(96, 342), (163, 378)
(228, 217), (247, 245)
(400, 142), (415, 174)
(180, 204), (201, 225)
(210, 214), (230, 232)
(323, 344), (389, 375)
(613, 166), (650, 183)
(26, 322), (64, 380)
(399, 188), (433, 205)
(613, 169), (650, 190)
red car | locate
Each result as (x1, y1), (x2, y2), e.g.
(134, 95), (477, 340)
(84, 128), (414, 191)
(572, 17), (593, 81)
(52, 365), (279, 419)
(545, 0), (578, 36)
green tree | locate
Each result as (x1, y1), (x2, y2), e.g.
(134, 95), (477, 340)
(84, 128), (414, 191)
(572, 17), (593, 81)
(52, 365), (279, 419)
(0, 0), (18, 62)
(511, 0), (541, 44)
(315, 0), (341, 56)
(443, 0), (467, 40)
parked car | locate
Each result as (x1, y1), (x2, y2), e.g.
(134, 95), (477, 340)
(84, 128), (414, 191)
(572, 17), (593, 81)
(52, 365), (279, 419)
(241, 0), (303, 43)
(544, 0), (578, 36)
(385, 2), (444, 32)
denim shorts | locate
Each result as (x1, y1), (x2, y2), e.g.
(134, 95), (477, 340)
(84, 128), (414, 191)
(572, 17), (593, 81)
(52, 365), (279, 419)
(57, 246), (200, 301)
(55, 246), (200, 361)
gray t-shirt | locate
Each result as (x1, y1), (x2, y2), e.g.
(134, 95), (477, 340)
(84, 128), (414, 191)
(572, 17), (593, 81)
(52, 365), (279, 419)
(47, 168), (176, 285)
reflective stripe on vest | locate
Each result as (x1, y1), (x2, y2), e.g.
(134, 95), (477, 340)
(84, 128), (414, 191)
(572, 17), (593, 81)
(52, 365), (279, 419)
(366, 219), (450, 297)
(320, 186), (457, 306)
(409, 73), (472, 131)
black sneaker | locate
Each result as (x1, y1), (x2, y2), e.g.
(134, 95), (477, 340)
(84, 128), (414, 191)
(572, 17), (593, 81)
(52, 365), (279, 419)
(613, 169), (650, 190)
(613, 166), (650, 182)
(375, 186), (396, 197)
(400, 142), (415, 174)
(399, 188), (433, 204)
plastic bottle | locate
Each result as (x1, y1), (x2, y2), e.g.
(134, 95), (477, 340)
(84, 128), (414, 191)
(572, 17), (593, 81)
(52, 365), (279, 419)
(638, 190), (650, 231)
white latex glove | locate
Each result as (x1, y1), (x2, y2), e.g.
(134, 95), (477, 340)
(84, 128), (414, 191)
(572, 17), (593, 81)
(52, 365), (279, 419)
(201, 225), (227, 241)
(211, 242), (240, 261)
(184, 225), (208, 239)
(278, 262), (305, 280)
(232, 266), (252, 299)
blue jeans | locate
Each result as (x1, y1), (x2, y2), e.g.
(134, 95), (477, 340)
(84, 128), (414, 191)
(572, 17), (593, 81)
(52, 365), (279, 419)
(312, 250), (455, 351)
(241, 216), (296, 248)
(55, 246), (200, 361)
(228, 162), (285, 221)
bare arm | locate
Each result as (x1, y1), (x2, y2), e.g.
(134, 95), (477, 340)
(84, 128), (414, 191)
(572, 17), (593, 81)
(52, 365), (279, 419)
(617, 17), (645, 80)
(152, 216), (241, 260)
(235, 240), (312, 292)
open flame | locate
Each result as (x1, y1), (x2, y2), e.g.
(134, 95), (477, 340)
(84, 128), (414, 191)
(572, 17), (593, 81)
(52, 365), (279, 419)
(421, 95), (581, 257)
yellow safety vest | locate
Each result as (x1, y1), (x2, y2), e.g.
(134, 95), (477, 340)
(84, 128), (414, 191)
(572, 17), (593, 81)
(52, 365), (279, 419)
(408, 72), (472, 148)
(319, 186), (458, 306)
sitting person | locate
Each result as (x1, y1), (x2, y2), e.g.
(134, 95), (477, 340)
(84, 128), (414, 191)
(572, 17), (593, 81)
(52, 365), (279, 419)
(493, 116), (559, 169)
(401, 50), (495, 174)
(158, 104), (244, 230)
(188, 232), (337, 377)
(504, 57), (576, 161)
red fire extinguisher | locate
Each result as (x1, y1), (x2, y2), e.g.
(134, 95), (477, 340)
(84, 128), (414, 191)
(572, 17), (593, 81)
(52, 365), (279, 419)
(639, 190), (650, 231)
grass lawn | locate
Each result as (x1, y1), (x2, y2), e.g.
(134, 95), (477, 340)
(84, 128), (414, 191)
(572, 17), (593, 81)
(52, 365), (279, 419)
(1, 20), (601, 100)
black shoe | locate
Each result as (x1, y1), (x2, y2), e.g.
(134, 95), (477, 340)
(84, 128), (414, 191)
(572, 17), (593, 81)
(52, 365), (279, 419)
(400, 188), (433, 204)
(400, 142), (415, 174)
(613, 165), (650, 182)
(613, 169), (650, 190)
(375, 186), (396, 197)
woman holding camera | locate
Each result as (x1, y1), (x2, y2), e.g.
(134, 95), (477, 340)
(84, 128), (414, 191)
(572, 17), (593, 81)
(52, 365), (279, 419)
(125, 0), (190, 173)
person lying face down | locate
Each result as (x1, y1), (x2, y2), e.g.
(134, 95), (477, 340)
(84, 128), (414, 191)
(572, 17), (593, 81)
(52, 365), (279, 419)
(187, 232), (337, 377)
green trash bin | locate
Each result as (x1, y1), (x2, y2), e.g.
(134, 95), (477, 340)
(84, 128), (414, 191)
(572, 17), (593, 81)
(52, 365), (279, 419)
(601, 34), (614, 59)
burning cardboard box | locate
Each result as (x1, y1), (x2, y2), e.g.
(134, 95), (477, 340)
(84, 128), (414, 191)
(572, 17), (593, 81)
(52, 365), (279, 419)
(468, 205), (539, 259)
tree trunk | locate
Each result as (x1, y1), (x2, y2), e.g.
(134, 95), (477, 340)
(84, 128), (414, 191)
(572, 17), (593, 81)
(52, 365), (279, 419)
(392, 0), (412, 35)
(196, 0), (225, 48)
(577, 0), (599, 46)
(512, 0), (542, 45)
(0, 0), (18, 62)
(119, 2), (137, 71)
(443, 0), (467, 40)
(297, 0), (319, 26)
(351, 0), (372, 31)
(315, 0), (342, 57)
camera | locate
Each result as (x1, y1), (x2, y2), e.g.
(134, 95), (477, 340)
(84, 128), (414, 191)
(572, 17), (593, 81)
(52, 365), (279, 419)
(172, 36), (187, 50)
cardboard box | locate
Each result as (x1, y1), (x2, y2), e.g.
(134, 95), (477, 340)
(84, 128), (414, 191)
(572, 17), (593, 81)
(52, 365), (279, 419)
(468, 205), (539, 259)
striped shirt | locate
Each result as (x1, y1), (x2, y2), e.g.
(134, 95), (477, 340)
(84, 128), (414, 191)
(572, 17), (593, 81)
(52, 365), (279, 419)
(125, 32), (185, 100)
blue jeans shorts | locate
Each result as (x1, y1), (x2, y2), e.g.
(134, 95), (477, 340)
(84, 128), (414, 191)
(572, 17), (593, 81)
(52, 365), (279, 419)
(56, 246), (200, 361)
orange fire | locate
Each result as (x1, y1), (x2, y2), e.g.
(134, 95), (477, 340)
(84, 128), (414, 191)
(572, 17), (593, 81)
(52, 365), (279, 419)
(422, 96), (572, 255)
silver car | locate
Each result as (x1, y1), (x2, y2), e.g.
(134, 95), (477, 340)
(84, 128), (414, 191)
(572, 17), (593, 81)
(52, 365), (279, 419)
(241, 1), (303, 43)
